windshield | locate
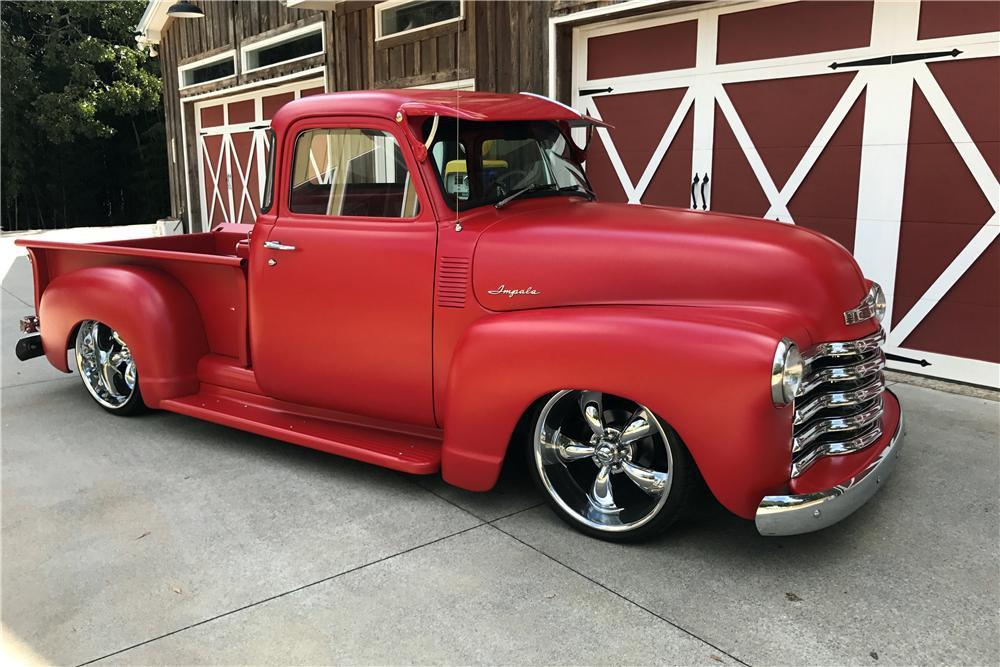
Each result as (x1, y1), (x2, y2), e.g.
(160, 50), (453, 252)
(425, 119), (591, 211)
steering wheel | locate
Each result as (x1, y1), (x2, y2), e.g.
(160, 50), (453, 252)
(493, 169), (532, 193)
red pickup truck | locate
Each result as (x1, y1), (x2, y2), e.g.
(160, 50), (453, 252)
(16, 90), (902, 541)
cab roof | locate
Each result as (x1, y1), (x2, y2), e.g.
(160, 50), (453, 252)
(270, 89), (609, 130)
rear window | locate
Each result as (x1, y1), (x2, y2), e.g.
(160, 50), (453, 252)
(288, 128), (420, 219)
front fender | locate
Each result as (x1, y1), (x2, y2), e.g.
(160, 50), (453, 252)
(440, 305), (798, 519)
(39, 265), (208, 407)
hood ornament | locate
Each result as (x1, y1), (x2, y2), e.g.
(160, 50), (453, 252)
(488, 284), (541, 298)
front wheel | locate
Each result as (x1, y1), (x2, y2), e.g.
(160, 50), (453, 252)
(74, 320), (146, 415)
(527, 390), (695, 541)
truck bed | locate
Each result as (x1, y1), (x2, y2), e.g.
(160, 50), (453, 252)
(16, 224), (251, 365)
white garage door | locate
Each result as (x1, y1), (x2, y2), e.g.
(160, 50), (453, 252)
(571, 0), (999, 387)
(193, 79), (326, 231)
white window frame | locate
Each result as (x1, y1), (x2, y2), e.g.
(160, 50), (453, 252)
(178, 50), (237, 90)
(241, 22), (326, 74)
(375, 0), (465, 42)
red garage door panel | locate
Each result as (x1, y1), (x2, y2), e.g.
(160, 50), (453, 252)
(786, 90), (865, 253)
(200, 104), (224, 128)
(710, 72), (864, 251)
(903, 240), (999, 363)
(723, 72), (857, 187)
(587, 20), (697, 80)
(716, 1), (873, 64)
(710, 106), (770, 218)
(893, 55), (1000, 363)
(593, 89), (689, 184)
(918, 0), (1000, 40)
(642, 107), (694, 208)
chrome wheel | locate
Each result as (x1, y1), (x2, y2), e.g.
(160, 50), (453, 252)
(533, 390), (674, 533)
(75, 320), (138, 410)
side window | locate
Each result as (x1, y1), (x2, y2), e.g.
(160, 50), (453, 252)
(289, 128), (420, 218)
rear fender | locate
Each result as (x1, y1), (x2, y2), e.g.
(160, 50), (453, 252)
(440, 306), (796, 519)
(38, 265), (208, 407)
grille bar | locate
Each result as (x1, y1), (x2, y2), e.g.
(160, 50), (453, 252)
(791, 329), (886, 477)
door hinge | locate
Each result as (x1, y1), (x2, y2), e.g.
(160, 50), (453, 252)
(830, 48), (961, 69)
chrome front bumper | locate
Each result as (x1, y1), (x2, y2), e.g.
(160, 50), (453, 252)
(755, 412), (904, 536)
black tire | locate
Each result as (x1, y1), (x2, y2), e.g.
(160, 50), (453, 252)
(74, 320), (148, 416)
(524, 390), (697, 542)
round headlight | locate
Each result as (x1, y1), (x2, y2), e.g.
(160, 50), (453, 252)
(771, 338), (803, 405)
(869, 282), (886, 323)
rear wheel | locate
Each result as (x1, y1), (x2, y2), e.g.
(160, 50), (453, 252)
(74, 320), (145, 415)
(527, 390), (694, 541)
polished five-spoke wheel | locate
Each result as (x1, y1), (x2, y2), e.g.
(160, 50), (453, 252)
(528, 390), (694, 541)
(74, 320), (145, 415)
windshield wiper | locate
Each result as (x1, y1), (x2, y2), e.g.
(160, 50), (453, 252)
(494, 184), (595, 210)
(559, 184), (596, 201)
(494, 183), (558, 209)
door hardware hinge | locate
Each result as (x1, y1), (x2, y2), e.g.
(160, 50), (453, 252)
(579, 87), (613, 96)
(830, 48), (961, 69)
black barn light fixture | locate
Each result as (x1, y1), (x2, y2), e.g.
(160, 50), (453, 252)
(167, 1), (205, 19)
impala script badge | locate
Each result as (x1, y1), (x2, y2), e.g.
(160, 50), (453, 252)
(488, 284), (541, 298)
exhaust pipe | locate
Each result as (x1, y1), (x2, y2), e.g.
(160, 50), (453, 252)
(16, 335), (44, 361)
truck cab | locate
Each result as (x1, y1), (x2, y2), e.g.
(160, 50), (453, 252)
(16, 90), (902, 542)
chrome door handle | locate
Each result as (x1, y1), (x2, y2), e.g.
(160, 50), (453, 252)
(264, 240), (296, 251)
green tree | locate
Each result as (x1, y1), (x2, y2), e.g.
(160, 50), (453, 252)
(1, 1), (168, 230)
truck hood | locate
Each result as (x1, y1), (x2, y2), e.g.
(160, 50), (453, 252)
(470, 199), (873, 343)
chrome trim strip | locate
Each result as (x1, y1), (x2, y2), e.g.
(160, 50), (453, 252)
(794, 376), (886, 426)
(792, 396), (884, 454)
(803, 329), (885, 365)
(756, 408), (903, 536)
(796, 352), (885, 396)
(791, 424), (884, 477)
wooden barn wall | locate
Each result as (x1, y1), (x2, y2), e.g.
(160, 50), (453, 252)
(331, 1), (550, 93)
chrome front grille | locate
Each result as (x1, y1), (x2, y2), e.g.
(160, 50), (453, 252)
(791, 329), (886, 477)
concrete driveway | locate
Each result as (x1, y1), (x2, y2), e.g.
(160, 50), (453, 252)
(2, 255), (998, 666)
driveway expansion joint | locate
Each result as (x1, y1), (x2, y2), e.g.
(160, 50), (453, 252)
(489, 522), (753, 667)
(74, 523), (487, 667)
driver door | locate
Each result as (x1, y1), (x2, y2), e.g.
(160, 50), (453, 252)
(249, 118), (437, 427)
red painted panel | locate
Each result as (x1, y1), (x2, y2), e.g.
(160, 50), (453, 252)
(300, 86), (325, 97)
(587, 20), (697, 80)
(899, 86), (995, 226)
(901, 240), (999, 363)
(918, 0), (1000, 40)
(200, 104), (224, 128)
(586, 134), (629, 203)
(787, 90), (866, 253)
(717, 1), (873, 65)
(893, 86), (995, 330)
(724, 71), (856, 187)
(710, 104), (770, 218)
(642, 106), (694, 208)
(592, 88), (688, 184)
(262, 92), (295, 120)
(227, 99), (255, 124)
(928, 57), (1000, 180)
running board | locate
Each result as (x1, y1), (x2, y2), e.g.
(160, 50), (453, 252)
(161, 388), (441, 474)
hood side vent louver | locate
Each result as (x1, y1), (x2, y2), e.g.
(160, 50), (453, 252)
(437, 256), (471, 308)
